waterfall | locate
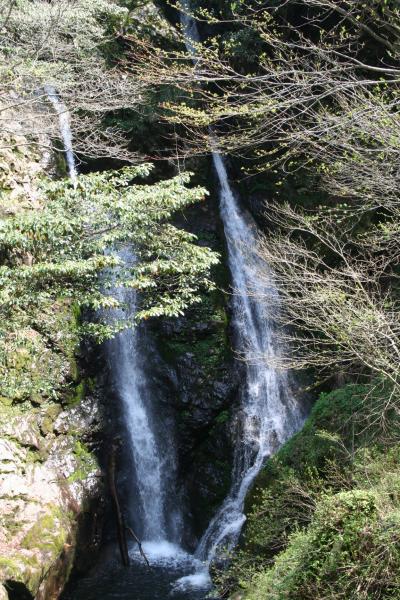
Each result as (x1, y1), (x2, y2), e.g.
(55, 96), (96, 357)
(44, 84), (78, 185)
(47, 90), (185, 556)
(47, 76), (209, 594)
(195, 154), (303, 562)
(48, 9), (304, 590)
(180, 3), (304, 565)
(103, 249), (183, 547)
(105, 262), (167, 541)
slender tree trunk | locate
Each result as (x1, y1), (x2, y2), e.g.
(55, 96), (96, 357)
(108, 440), (130, 567)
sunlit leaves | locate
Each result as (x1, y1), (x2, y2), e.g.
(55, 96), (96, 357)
(0, 166), (219, 340)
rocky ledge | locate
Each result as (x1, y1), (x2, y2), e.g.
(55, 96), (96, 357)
(0, 397), (101, 599)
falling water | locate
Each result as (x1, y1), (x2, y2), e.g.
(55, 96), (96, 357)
(102, 251), (213, 592)
(46, 85), (174, 542)
(103, 249), (182, 546)
(49, 80), (210, 596)
(195, 154), (304, 563)
(44, 84), (78, 185)
(180, 3), (304, 566)
(46, 84), (182, 549)
(50, 9), (303, 592)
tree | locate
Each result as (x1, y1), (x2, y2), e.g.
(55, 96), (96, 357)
(0, 164), (219, 400)
(0, 164), (218, 336)
(255, 202), (400, 405)
(0, 0), (173, 161)
(131, 0), (400, 222)
(129, 0), (400, 399)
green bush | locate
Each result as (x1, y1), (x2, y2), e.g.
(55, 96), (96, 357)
(247, 486), (400, 600)
(220, 383), (400, 599)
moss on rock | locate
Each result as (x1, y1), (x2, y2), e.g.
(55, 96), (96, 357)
(0, 97), (100, 600)
(21, 507), (69, 557)
(220, 383), (400, 599)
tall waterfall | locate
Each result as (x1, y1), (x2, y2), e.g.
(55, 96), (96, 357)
(104, 249), (183, 546)
(48, 88), (184, 554)
(196, 154), (303, 562)
(44, 84), (78, 185)
(49, 19), (304, 593)
(48, 82), (208, 594)
(180, 3), (304, 565)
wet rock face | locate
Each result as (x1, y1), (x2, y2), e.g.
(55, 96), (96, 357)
(151, 196), (240, 540)
(0, 114), (105, 598)
(161, 327), (239, 539)
(159, 318), (238, 453)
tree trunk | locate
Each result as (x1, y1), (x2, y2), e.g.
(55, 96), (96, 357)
(108, 440), (130, 567)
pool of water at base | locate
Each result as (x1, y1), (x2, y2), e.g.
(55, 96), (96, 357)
(62, 542), (219, 600)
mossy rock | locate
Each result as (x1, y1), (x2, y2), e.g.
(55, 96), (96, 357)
(0, 557), (23, 582)
(68, 440), (97, 483)
(223, 383), (400, 599)
(245, 489), (400, 600)
(160, 293), (231, 379)
(40, 404), (62, 435)
(21, 507), (69, 558)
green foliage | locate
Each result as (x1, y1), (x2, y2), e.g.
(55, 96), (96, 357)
(21, 507), (69, 558)
(3, 0), (128, 84)
(215, 409), (229, 425)
(68, 440), (97, 482)
(0, 165), (218, 404)
(0, 165), (219, 339)
(220, 383), (400, 599)
(246, 482), (400, 600)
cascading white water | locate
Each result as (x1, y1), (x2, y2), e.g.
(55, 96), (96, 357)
(49, 19), (304, 592)
(180, 3), (304, 566)
(44, 84), (78, 185)
(104, 249), (176, 543)
(45, 83), (181, 547)
(195, 153), (303, 563)
(48, 80), (209, 592)
(47, 90), (185, 555)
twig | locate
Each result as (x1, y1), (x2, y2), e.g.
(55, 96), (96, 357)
(125, 526), (151, 568)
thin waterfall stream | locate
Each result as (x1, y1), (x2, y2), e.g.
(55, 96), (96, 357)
(45, 87), (185, 558)
(44, 85), (78, 185)
(103, 248), (183, 550)
(103, 259), (213, 591)
(48, 86), (212, 599)
(180, 0), (305, 571)
(194, 153), (304, 563)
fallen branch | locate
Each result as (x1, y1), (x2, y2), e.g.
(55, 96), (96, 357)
(125, 526), (151, 568)
(108, 439), (130, 567)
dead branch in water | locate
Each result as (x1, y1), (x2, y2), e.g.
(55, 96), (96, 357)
(125, 526), (151, 568)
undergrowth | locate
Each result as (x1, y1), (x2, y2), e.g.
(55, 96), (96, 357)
(217, 382), (400, 599)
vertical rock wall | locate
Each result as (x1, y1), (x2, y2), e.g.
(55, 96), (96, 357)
(0, 109), (103, 599)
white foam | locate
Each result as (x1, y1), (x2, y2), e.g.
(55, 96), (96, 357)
(130, 540), (204, 571)
(141, 541), (186, 560)
(173, 570), (211, 591)
(180, 0), (304, 565)
(129, 541), (212, 593)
